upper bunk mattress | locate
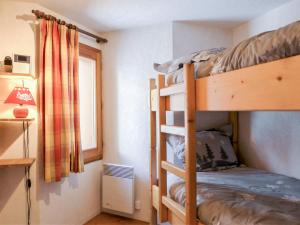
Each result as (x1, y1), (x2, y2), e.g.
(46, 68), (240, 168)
(168, 167), (300, 225)
(154, 20), (300, 86)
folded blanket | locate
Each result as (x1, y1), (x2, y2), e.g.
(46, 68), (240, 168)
(154, 48), (226, 85)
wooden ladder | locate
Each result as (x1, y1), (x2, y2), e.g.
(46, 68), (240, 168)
(149, 64), (239, 225)
(156, 64), (197, 225)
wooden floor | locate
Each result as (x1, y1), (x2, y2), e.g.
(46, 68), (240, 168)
(85, 213), (149, 225)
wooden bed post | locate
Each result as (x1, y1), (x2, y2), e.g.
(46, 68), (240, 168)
(184, 64), (197, 225)
(149, 79), (158, 225)
(230, 112), (239, 154)
(156, 75), (168, 222)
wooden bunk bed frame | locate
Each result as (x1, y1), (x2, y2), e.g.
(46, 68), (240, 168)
(149, 55), (300, 225)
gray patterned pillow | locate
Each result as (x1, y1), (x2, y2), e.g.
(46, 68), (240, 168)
(166, 124), (239, 171)
(195, 131), (238, 171)
(166, 134), (185, 163)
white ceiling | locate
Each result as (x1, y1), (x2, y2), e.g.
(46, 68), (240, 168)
(17, 0), (291, 33)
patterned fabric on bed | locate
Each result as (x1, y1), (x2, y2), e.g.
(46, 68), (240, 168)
(195, 130), (238, 171)
(169, 167), (300, 225)
(155, 20), (300, 85)
(166, 124), (239, 171)
(153, 48), (226, 85)
(211, 20), (300, 74)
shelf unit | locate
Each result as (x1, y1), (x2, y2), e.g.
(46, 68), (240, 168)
(0, 72), (35, 79)
(0, 118), (35, 167)
(0, 118), (35, 122)
(0, 67), (35, 225)
(0, 158), (35, 168)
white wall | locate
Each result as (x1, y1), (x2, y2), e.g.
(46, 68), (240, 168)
(0, 1), (102, 224)
(100, 24), (173, 222)
(233, 0), (300, 44)
(172, 22), (233, 58)
(172, 21), (232, 140)
(233, 0), (300, 179)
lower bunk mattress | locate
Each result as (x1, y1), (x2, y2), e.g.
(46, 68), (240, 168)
(168, 167), (300, 225)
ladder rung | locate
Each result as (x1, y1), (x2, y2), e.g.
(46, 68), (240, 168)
(152, 185), (159, 210)
(161, 125), (185, 136)
(161, 161), (185, 179)
(162, 196), (186, 222)
(160, 83), (184, 96)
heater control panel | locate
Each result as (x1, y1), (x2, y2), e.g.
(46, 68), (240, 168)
(13, 54), (31, 74)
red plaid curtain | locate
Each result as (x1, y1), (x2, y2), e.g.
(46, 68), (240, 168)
(39, 19), (84, 183)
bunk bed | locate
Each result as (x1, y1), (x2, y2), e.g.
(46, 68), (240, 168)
(149, 21), (300, 225)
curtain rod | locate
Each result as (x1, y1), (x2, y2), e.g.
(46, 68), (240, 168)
(32, 10), (107, 44)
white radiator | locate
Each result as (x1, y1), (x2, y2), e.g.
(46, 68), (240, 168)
(102, 163), (135, 214)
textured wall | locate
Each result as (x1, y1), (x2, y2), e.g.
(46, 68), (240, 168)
(172, 21), (233, 58)
(172, 21), (233, 151)
(233, 0), (300, 44)
(100, 24), (173, 221)
(233, 0), (300, 179)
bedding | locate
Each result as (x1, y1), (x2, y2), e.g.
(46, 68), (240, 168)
(154, 20), (300, 85)
(153, 48), (225, 85)
(166, 124), (239, 171)
(211, 20), (300, 74)
(194, 130), (238, 171)
(168, 167), (300, 225)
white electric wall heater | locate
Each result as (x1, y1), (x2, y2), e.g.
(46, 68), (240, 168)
(102, 163), (135, 214)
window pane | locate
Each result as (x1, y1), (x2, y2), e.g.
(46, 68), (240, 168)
(79, 56), (97, 150)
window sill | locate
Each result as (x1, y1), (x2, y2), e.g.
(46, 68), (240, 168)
(83, 149), (103, 164)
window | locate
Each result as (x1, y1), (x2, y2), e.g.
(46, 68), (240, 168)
(79, 43), (102, 164)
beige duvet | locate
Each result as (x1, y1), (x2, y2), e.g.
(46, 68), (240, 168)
(211, 20), (300, 74)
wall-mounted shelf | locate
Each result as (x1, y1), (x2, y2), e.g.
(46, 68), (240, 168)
(0, 158), (35, 168)
(0, 118), (35, 122)
(0, 72), (35, 80)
